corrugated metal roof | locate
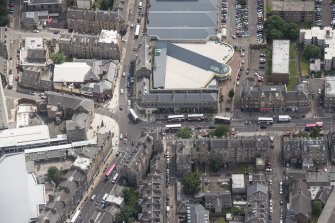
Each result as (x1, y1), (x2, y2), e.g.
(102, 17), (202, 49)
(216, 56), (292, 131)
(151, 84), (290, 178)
(147, 0), (218, 41)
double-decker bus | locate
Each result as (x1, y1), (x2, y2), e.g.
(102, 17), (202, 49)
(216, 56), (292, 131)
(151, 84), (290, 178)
(305, 122), (323, 131)
(214, 116), (231, 124)
(168, 115), (185, 122)
(257, 117), (274, 124)
(165, 124), (182, 132)
(104, 163), (116, 180)
(129, 108), (139, 122)
(187, 114), (205, 121)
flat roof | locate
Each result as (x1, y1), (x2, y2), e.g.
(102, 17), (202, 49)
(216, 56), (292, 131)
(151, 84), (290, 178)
(325, 76), (335, 97)
(0, 125), (50, 148)
(272, 40), (290, 74)
(25, 37), (43, 49)
(153, 41), (233, 89)
(272, 0), (315, 12)
(232, 174), (245, 189)
(53, 62), (92, 83)
(147, 0), (218, 41)
(0, 153), (30, 223)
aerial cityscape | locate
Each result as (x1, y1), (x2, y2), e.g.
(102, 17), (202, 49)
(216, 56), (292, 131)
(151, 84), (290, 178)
(1, 0), (335, 223)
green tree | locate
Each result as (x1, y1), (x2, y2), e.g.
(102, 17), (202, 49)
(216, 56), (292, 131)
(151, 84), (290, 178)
(284, 22), (299, 40)
(237, 0), (247, 5)
(100, 0), (113, 10)
(264, 16), (286, 33)
(47, 166), (61, 185)
(228, 89), (235, 100)
(297, 131), (309, 138)
(310, 127), (321, 138)
(267, 28), (284, 41)
(210, 159), (221, 172)
(176, 127), (192, 139)
(303, 45), (321, 60)
(312, 200), (323, 217)
(0, 0), (9, 26)
(182, 172), (201, 195)
(219, 94), (224, 103)
(50, 52), (66, 64)
(213, 125), (230, 137)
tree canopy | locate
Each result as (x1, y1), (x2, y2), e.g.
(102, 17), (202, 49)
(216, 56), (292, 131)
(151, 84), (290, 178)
(47, 166), (61, 185)
(182, 172), (201, 195)
(228, 89), (235, 99)
(100, 0), (114, 10)
(264, 16), (299, 41)
(213, 125), (230, 137)
(176, 127), (192, 139)
(115, 188), (140, 223)
(312, 200), (323, 218)
(50, 52), (66, 64)
(210, 159), (221, 172)
(310, 127), (321, 138)
(303, 45), (321, 60)
(0, 0), (9, 27)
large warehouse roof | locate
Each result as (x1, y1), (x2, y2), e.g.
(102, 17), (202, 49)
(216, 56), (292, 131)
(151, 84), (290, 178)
(147, 0), (218, 41)
(272, 40), (290, 74)
(53, 62), (98, 83)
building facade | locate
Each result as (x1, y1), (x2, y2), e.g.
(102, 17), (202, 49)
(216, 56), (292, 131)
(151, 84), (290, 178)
(175, 137), (272, 177)
(271, 40), (290, 84)
(120, 135), (154, 186)
(324, 77), (335, 111)
(283, 137), (328, 169)
(241, 84), (311, 112)
(271, 0), (315, 23)
(23, 0), (63, 13)
(58, 30), (121, 60)
(66, 9), (127, 34)
(300, 27), (335, 71)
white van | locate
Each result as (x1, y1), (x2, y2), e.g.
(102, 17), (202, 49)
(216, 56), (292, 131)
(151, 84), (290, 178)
(139, 1), (143, 9)
(91, 194), (96, 201)
(120, 88), (124, 94)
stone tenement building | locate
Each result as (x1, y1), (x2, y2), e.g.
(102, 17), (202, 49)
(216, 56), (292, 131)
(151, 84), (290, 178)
(66, 9), (127, 34)
(175, 137), (272, 177)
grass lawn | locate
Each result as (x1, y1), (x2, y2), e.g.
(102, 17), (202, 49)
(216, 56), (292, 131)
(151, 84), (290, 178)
(236, 163), (249, 173)
(287, 42), (298, 90)
(93, 0), (101, 9)
(215, 218), (226, 223)
(300, 54), (309, 77)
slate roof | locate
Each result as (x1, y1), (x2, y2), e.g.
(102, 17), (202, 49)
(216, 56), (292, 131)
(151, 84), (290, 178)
(143, 93), (217, 103)
(47, 91), (94, 114)
(22, 12), (38, 24)
(147, 0), (218, 41)
(289, 180), (311, 219)
(27, 49), (46, 62)
(247, 183), (268, 195)
(21, 67), (42, 85)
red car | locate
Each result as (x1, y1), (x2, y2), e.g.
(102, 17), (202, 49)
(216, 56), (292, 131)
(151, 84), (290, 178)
(16, 63), (19, 69)
(237, 76), (240, 81)
(125, 132), (128, 139)
(15, 76), (19, 81)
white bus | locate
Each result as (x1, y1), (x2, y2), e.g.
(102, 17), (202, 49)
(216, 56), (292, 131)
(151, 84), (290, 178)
(258, 117), (273, 124)
(129, 108), (139, 122)
(214, 116), (231, 124)
(135, 25), (140, 38)
(70, 210), (81, 223)
(168, 115), (184, 122)
(111, 173), (119, 183)
(165, 124), (182, 132)
(278, 115), (291, 122)
(187, 114), (205, 121)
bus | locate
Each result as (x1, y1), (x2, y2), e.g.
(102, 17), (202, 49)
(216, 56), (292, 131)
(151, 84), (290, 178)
(135, 25), (140, 38)
(129, 108), (139, 122)
(165, 124), (182, 132)
(187, 114), (205, 121)
(168, 115), (185, 122)
(214, 116), (231, 124)
(111, 173), (119, 183)
(104, 163), (116, 180)
(70, 210), (81, 223)
(305, 122), (323, 131)
(258, 117), (274, 124)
